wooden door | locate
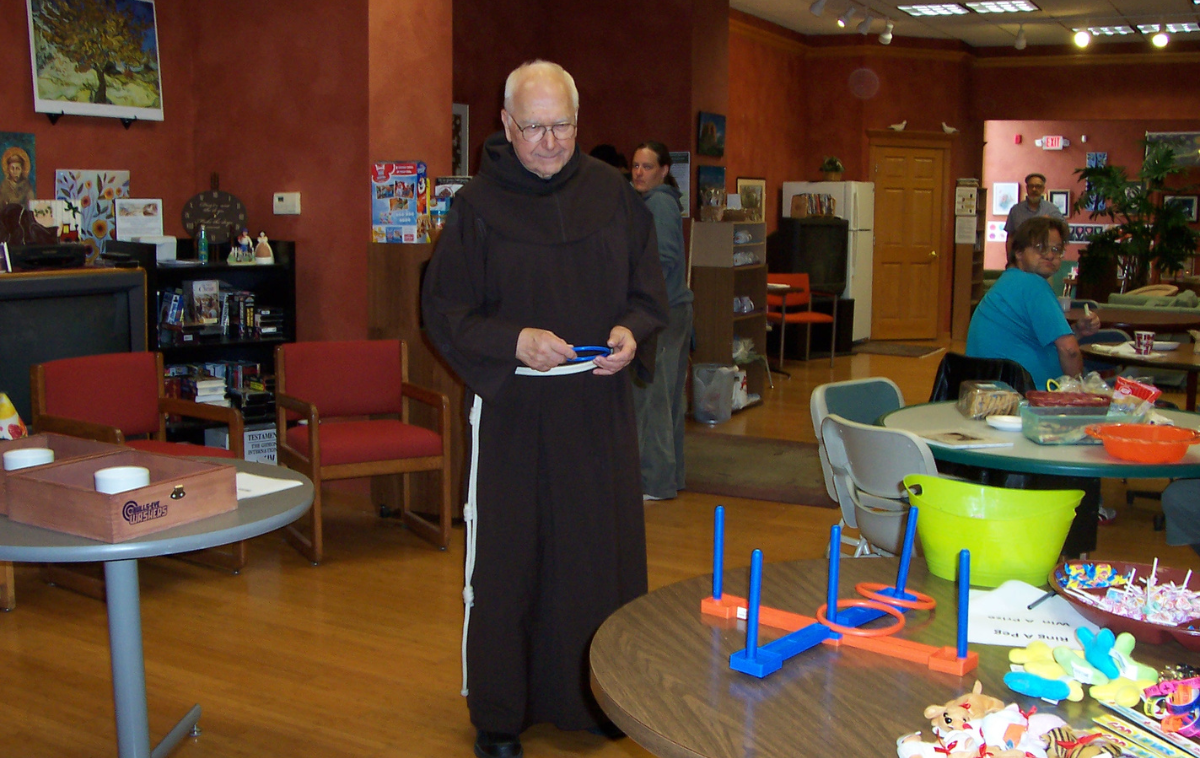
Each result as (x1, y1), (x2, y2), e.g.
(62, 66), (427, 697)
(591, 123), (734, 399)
(870, 144), (945, 339)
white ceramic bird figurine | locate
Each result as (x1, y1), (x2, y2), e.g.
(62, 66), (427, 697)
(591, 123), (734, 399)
(942, 122), (959, 134)
(888, 120), (907, 131)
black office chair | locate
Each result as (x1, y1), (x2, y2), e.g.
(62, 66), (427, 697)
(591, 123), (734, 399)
(928, 352), (1037, 402)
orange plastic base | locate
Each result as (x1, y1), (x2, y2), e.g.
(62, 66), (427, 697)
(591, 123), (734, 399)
(700, 595), (977, 675)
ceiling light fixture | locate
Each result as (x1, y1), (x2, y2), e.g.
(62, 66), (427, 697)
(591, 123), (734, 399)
(879, 20), (894, 44)
(1074, 29), (1091, 47)
(858, 13), (874, 34)
(810, 0), (828, 16)
(838, 6), (857, 28)
(1014, 24), (1027, 50)
(1152, 30), (1169, 47)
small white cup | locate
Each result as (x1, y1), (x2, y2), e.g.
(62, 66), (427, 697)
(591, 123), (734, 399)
(94, 466), (150, 495)
(3, 447), (54, 471)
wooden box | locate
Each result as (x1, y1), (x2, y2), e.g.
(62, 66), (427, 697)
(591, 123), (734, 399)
(7, 449), (237, 542)
(0, 434), (122, 516)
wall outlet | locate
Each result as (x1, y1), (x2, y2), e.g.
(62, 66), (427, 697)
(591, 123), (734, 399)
(273, 192), (301, 215)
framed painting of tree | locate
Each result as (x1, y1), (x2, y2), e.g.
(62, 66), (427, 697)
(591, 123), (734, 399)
(26, 0), (164, 122)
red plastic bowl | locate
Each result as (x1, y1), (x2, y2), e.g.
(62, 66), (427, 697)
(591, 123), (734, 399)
(1084, 423), (1200, 464)
(1050, 560), (1200, 652)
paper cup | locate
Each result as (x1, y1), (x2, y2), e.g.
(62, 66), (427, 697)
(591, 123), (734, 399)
(94, 466), (151, 495)
(1134, 331), (1155, 356)
(3, 447), (54, 471)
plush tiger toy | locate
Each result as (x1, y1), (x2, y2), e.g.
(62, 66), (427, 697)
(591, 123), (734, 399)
(1041, 726), (1121, 758)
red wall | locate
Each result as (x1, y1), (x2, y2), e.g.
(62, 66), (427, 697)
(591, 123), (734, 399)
(981, 120), (1200, 269)
(1, 0), (450, 344)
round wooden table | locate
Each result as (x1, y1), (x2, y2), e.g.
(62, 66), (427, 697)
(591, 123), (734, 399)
(590, 558), (1188, 758)
(1080, 341), (1200, 411)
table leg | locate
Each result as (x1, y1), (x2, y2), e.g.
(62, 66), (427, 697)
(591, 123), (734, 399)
(105, 559), (151, 758)
(1188, 372), (1197, 412)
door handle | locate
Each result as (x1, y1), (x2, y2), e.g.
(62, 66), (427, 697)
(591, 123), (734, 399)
(929, 250), (938, 259)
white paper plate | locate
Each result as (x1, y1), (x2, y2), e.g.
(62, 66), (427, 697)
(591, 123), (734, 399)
(1153, 341), (1181, 352)
(985, 415), (1023, 432)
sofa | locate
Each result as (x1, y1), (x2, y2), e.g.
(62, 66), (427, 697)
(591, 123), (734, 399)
(1106, 288), (1200, 313)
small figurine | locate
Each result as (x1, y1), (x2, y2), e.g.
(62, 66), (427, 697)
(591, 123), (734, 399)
(254, 231), (274, 265)
(237, 228), (253, 262)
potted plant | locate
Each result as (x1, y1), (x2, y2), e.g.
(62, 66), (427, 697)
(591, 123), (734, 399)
(1074, 140), (1200, 295)
(819, 156), (844, 182)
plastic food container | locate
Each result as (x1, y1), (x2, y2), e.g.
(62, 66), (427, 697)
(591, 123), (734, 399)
(1019, 403), (1135, 445)
(903, 474), (1082, 587)
(956, 380), (1021, 420)
(1084, 423), (1200, 464)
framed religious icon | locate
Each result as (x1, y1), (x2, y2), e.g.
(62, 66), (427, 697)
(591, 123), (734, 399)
(736, 178), (766, 222)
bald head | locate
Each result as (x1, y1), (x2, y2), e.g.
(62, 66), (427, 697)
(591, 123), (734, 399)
(500, 60), (579, 179)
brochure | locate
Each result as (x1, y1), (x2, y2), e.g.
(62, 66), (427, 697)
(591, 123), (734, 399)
(919, 430), (1015, 449)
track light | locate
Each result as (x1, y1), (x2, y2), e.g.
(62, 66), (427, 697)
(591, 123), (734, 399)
(810, 0), (828, 16)
(1152, 31), (1169, 47)
(1074, 29), (1090, 47)
(838, 6), (857, 28)
(1014, 24), (1026, 50)
(857, 13), (873, 34)
(879, 20), (894, 44)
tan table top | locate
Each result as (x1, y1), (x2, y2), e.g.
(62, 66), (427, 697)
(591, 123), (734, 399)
(590, 558), (1188, 758)
(1066, 307), (1200, 332)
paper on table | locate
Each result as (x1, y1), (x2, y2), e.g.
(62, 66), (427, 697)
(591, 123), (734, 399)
(1088, 342), (1167, 360)
(967, 580), (1098, 648)
(236, 471), (303, 500)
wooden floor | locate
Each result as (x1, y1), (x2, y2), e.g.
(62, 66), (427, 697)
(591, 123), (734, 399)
(2, 339), (1197, 758)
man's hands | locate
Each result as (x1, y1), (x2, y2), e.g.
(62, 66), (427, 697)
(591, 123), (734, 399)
(592, 326), (636, 375)
(514, 326), (638, 375)
(516, 328), (576, 371)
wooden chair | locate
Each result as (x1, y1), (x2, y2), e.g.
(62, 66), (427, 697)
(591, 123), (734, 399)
(274, 339), (451, 564)
(766, 272), (837, 371)
(30, 351), (247, 598)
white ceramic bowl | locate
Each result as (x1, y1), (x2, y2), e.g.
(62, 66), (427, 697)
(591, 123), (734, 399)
(985, 415), (1023, 432)
(1153, 341), (1181, 352)
(2, 447), (54, 471)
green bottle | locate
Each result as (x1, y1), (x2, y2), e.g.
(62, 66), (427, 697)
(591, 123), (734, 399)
(197, 225), (209, 264)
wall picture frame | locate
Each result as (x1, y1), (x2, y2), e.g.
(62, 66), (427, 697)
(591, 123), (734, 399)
(26, 0), (164, 122)
(992, 182), (1019, 216)
(736, 177), (766, 222)
(697, 112), (726, 158)
(1165, 195), (1199, 223)
(1048, 190), (1070, 216)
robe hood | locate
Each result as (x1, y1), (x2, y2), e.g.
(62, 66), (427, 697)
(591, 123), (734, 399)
(464, 131), (624, 245)
(642, 182), (682, 210)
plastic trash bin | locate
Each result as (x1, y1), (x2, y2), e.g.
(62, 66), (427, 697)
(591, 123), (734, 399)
(693, 363), (738, 424)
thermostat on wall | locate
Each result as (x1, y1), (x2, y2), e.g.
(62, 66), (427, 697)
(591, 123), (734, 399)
(273, 192), (301, 215)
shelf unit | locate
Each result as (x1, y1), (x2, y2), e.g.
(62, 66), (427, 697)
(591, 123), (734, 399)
(690, 221), (768, 406)
(108, 240), (296, 438)
(951, 186), (986, 341)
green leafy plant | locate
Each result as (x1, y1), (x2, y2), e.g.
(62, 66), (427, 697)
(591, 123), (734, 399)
(1074, 140), (1200, 290)
(819, 156), (844, 174)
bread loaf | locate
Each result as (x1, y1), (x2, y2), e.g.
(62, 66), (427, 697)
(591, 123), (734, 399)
(956, 380), (1021, 419)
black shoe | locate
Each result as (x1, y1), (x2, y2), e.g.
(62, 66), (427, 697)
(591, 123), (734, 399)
(474, 730), (522, 758)
(586, 720), (626, 740)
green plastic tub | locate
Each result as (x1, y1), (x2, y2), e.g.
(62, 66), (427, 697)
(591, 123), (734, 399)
(902, 474), (1082, 587)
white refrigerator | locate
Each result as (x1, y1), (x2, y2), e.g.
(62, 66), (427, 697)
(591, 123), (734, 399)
(780, 181), (875, 342)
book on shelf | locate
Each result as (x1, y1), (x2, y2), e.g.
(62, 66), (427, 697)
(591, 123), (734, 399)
(185, 279), (222, 325)
(919, 430), (1014, 449)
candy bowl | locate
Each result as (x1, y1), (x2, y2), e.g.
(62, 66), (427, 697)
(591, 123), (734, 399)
(1050, 560), (1200, 651)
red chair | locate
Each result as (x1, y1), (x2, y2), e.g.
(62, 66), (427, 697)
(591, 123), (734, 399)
(274, 339), (451, 564)
(29, 351), (247, 597)
(766, 272), (838, 370)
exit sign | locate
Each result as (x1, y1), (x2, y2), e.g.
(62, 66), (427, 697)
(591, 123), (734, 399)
(1042, 135), (1064, 150)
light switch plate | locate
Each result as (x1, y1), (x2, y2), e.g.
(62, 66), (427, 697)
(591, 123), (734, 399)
(273, 192), (301, 215)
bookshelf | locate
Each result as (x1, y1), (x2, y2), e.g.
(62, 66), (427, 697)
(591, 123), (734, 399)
(690, 221), (768, 407)
(951, 187), (986, 341)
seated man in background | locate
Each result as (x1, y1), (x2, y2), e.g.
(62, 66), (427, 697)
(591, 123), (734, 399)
(966, 216), (1099, 390)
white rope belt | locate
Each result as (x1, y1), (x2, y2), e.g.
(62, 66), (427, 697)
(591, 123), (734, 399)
(460, 358), (599, 697)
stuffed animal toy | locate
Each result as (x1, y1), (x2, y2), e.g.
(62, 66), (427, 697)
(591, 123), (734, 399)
(1041, 726), (1121, 758)
(897, 682), (1066, 758)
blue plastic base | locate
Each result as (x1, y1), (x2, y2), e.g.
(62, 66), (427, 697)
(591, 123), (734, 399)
(730, 647), (785, 677)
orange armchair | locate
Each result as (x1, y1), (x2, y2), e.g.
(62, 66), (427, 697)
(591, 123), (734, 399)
(766, 272), (838, 370)
(274, 339), (451, 564)
(31, 351), (248, 577)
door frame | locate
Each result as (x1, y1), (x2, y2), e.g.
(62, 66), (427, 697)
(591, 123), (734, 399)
(866, 129), (957, 338)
